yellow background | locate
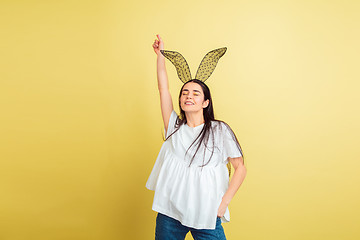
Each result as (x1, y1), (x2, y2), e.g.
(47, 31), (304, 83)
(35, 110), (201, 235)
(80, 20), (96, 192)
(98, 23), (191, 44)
(1, 0), (359, 239)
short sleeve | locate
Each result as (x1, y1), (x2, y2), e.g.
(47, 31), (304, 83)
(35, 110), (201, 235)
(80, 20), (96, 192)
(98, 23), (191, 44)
(222, 123), (242, 162)
(164, 110), (178, 139)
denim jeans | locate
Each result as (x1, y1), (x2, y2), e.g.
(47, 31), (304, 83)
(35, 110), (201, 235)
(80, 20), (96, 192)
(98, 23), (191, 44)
(155, 213), (227, 240)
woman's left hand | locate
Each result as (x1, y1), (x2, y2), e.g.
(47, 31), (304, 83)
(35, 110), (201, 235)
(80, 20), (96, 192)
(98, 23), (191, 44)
(217, 200), (228, 218)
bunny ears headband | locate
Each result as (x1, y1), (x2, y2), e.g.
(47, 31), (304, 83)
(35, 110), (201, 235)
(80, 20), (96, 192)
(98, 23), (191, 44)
(160, 47), (227, 83)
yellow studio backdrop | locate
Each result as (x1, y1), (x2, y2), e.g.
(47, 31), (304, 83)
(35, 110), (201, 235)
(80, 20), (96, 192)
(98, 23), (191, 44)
(0, 0), (359, 239)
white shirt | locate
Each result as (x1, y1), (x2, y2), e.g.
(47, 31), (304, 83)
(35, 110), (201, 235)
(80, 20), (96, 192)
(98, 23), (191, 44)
(146, 110), (242, 229)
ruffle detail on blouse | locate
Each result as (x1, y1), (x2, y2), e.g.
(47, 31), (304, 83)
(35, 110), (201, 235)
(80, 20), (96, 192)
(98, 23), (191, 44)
(146, 146), (230, 229)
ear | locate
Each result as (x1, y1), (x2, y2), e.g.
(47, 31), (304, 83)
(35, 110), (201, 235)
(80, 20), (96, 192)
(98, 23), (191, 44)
(194, 47), (227, 82)
(202, 99), (209, 108)
(160, 50), (192, 83)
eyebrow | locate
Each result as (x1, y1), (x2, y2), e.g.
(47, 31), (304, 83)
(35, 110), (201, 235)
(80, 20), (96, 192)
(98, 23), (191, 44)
(183, 89), (201, 93)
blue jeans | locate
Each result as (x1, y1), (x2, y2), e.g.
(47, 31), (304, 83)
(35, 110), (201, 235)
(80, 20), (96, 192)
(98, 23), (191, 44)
(155, 213), (227, 240)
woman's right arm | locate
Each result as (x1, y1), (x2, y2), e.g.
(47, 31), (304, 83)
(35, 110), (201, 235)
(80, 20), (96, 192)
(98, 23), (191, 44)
(152, 35), (174, 132)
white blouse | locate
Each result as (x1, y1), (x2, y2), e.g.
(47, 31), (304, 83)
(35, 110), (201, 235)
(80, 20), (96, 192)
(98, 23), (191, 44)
(146, 110), (242, 229)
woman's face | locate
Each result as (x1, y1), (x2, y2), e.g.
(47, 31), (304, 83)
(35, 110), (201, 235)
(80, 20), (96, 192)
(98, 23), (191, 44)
(180, 82), (209, 113)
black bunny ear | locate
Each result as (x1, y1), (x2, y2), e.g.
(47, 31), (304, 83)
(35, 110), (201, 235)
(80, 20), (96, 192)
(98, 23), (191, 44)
(195, 47), (227, 82)
(160, 50), (192, 83)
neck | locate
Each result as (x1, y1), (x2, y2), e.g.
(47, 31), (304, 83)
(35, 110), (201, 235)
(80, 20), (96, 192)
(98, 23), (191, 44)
(185, 111), (205, 127)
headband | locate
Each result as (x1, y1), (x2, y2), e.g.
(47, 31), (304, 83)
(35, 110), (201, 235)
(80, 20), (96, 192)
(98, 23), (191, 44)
(160, 47), (227, 83)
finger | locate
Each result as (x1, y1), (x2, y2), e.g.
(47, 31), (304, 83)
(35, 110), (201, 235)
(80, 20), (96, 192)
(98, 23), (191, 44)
(157, 34), (162, 41)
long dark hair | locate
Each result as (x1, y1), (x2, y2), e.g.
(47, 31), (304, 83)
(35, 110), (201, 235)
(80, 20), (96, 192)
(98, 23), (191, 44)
(164, 79), (244, 174)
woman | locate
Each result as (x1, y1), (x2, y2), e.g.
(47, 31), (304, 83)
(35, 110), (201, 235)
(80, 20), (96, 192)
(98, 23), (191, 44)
(146, 34), (247, 240)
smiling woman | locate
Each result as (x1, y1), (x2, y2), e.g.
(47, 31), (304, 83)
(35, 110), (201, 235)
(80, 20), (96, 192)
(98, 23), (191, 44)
(147, 34), (247, 240)
(180, 82), (209, 116)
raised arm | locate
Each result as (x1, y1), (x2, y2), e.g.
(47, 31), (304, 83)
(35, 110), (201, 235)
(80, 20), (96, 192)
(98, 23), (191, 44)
(152, 34), (174, 133)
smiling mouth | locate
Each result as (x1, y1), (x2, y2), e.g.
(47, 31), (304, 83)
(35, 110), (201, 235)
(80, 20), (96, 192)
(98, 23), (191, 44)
(185, 101), (194, 105)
